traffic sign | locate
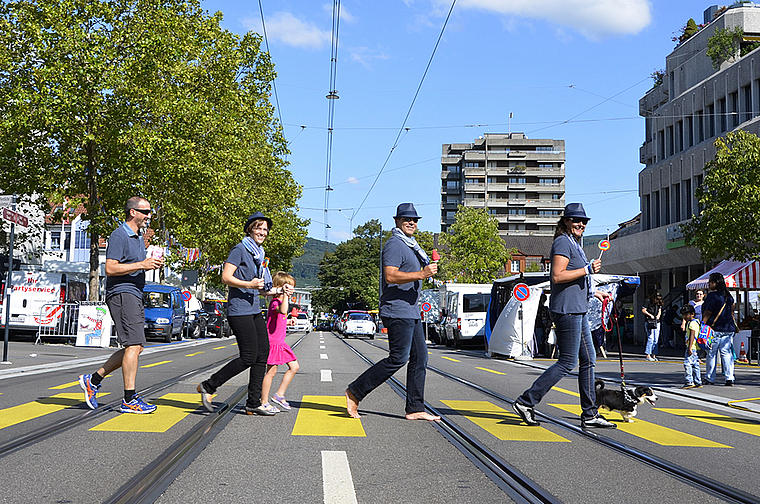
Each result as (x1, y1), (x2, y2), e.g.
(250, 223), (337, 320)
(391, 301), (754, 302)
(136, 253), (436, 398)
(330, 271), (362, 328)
(1, 208), (28, 228)
(421, 302), (432, 312)
(512, 283), (530, 302)
(181, 290), (192, 302)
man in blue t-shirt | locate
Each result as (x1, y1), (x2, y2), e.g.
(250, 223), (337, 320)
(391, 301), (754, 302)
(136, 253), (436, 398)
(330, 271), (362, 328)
(78, 197), (164, 414)
(346, 203), (440, 421)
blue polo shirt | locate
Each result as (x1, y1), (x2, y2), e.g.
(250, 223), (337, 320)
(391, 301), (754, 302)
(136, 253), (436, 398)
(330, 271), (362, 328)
(379, 235), (422, 319)
(703, 291), (736, 332)
(549, 234), (589, 315)
(105, 222), (146, 299)
(226, 243), (262, 316)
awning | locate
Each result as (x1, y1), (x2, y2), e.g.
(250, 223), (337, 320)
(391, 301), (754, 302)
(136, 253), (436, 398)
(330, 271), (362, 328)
(686, 260), (760, 290)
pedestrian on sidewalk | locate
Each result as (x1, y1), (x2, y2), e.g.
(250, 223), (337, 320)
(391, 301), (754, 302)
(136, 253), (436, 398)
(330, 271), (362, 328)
(512, 203), (616, 429)
(79, 197), (164, 414)
(702, 272), (737, 386)
(196, 212), (294, 415)
(642, 291), (662, 361)
(345, 203), (440, 421)
(260, 271), (300, 413)
(680, 304), (703, 388)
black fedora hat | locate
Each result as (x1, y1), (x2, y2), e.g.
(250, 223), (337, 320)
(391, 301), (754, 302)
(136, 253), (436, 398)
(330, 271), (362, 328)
(244, 211), (273, 233)
(562, 203), (589, 220)
(394, 203), (421, 219)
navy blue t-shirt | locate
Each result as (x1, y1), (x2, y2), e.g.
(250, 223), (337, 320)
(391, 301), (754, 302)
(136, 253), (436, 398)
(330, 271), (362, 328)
(379, 235), (422, 319)
(703, 291), (735, 332)
(549, 234), (589, 315)
(105, 223), (146, 300)
(226, 243), (262, 316)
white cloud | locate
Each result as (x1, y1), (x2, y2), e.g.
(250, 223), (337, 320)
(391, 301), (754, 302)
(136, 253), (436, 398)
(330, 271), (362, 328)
(349, 47), (391, 68)
(243, 12), (331, 49)
(440, 0), (652, 40)
(322, 3), (357, 23)
(346, 176), (360, 184)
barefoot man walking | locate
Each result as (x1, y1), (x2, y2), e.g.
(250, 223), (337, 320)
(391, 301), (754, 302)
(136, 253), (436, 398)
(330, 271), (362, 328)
(346, 203), (440, 421)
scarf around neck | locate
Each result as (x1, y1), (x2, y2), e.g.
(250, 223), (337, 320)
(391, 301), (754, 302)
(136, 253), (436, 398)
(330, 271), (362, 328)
(391, 227), (430, 266)
(242, 236), (273, 291)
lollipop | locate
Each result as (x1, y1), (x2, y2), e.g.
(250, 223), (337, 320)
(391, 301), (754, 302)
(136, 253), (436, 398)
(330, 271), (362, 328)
(262, 257), (270, 269)
(597, 239), (610, 260)
(431, 249), (440, 263)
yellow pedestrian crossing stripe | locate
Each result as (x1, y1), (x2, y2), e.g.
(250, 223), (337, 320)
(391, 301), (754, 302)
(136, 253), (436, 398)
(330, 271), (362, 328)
(292, 395), (365, 437)
(441, 356), (460, 362)
(141, 360), (172, 368)
(655, 408), (760, 438)
(0, 392), (110, 430)
(90, 393), (202, 433)
(550, 404), (731, 448)
(476, 367), (505, 375)
(185, 351), (205, 357)
(441, 400), (569, 442)
(213, 346), (226, 350)
(49, 380), (80, 390)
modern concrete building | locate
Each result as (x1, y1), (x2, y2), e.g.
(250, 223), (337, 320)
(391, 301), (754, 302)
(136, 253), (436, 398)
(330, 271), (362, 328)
(441, 133), (565, 237)
(587, 4), (760, 342)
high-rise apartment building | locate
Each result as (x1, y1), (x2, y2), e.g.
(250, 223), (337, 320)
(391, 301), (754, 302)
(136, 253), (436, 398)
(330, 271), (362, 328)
(440, 133), (565, 236)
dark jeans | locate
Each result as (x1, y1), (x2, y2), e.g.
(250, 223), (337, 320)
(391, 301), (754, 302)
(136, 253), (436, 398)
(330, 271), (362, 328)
(517, 312), (598, 420)
(203, 313), (268, 409)
(348, 317), (428, 414)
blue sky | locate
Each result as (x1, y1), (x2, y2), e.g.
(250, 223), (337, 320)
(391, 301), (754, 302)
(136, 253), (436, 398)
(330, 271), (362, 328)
(201, 0), (707, 242)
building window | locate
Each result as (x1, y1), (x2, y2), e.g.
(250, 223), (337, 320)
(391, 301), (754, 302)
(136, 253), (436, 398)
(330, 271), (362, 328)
(666, 125), (674, 157)
(643, 194), (651, 230)
(446, 180), (459, 189)
(552, 193), (561, 200)
(74, 229), (90, 250)
(658, 131), (665, 160)
(508, 208), (526, 215)
(685, 179), (692, 217)
(663, 187), (670, 226)
(50, 231), (61, 249)
(743, 85), (752, 123)
(465, 178), (481, 185)
(511, 260), (520, 273)
(538, 210), (561, 217)
(535, 146), (553, 152)
(539, 178), (560, 185)
(489, 208), (498, 215)
(696, 110), (704, 143)
(464, 162), (482, 168)
(508, 177), (526, 184)
(538, 163), (553, 168)
(653, 190), (660, 228)
(673, 183), (681, 222)
(676, 120), (683, 152)
(730, 92), (739, 128)
(718, 98), (727, 132)
(686, 116), (693, 148)
(707, 104), (716, 137)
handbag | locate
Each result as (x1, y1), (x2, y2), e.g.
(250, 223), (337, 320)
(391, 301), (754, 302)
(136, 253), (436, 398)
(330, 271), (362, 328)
(646, 319), (658, 330)
(547, 327), (556, 345)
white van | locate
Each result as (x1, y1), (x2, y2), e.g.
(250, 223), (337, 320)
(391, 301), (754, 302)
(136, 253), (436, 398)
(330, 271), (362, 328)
(439, 283), (492, 349)
(0, 271), (88, 333)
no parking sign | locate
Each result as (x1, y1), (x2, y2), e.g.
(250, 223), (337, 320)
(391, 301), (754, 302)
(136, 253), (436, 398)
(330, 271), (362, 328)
(421, 302), (432, 313)
(512, 283), (530, 302)
(181, 290), (192, 302)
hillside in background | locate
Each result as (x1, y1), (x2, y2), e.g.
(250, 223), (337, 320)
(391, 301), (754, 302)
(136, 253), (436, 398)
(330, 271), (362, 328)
(291, 237), (336, 287)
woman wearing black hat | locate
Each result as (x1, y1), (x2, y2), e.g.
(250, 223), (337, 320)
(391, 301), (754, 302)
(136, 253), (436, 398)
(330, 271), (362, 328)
(197, 212), (294, 415)
(511, 203), (616, 429)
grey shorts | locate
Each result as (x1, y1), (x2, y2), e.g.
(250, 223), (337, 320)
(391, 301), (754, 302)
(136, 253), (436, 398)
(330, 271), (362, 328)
(107, 293), (146, 347)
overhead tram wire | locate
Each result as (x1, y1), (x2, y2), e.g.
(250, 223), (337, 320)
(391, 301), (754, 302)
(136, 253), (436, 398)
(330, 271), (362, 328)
(351, 0), (458, 221)
(257, 0), (283, 130)
(323, 0), (342, 242)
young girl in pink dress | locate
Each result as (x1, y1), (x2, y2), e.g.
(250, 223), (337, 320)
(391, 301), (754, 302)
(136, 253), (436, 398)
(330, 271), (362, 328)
(261, 272), (300, 412)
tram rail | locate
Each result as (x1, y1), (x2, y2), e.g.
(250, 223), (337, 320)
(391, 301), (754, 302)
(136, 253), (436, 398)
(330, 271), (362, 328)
(349, 335), (760, 504)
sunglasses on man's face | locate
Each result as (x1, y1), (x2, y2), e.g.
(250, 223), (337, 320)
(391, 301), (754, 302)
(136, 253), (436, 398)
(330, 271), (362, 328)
(568, 217), (589, 225)
(401, 217), (419, 223)
(132, 208), (152, 215)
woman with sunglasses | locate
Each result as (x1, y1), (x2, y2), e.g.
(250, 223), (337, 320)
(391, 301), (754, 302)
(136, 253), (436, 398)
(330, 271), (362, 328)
(642, 291), (662, 361)
(512, 203), (616, 429)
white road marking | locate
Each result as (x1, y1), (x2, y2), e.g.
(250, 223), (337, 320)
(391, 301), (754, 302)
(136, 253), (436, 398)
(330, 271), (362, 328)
(320, 353), (328, 359)
(322, 451), (358, 504)
(321, 369), (333, 382)
(320, 345), (326, 349)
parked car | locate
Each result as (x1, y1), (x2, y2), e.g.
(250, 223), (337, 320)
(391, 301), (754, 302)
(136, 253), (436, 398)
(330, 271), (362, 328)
(184, 294), (208, 339)
(342, 311), (375, 339)
(143, 284), (186, 342)
(315, 321), (332, 331)
(287, 312), (311, 333)
(440, 283), (491, 349)
(202, 300), (231, 338)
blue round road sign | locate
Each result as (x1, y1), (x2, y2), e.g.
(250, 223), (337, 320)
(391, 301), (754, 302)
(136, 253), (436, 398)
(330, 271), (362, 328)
(181, 290), (192, 302)
(421, 302), (432, 312)
(513, 283), (530, 302)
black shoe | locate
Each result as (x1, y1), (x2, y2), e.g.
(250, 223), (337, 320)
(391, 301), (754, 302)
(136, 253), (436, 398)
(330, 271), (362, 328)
(582, 415), (617, 429)
(705, 381), (715, 386)
(512, 401), (539, 426)
(725, 380), (734, 386)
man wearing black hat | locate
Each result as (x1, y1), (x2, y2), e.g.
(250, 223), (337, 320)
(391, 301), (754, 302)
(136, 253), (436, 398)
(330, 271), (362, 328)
(346, 203), (440, 421)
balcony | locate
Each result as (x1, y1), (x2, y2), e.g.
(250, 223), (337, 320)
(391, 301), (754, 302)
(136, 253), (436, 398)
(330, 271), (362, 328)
(464, 183), (486, 192)
(441, 186), (461, 195)
(463, 199), (486, 208)
(463, 167), (486, 176)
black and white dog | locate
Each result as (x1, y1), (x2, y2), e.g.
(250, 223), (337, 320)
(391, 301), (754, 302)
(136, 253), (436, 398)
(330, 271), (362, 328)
(595, 379), (658, 423)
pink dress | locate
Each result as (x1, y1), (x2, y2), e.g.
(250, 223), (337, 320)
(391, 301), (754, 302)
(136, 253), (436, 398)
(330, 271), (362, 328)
(266, 298), (297, 365)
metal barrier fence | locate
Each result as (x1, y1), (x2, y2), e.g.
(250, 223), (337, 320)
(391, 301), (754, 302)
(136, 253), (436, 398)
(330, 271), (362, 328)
(35, 302), (109, 345)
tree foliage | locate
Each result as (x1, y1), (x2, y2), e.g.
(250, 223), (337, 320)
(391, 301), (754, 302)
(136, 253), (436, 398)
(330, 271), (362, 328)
(313, 220), (435, 313)
(707, 26), (743, 68)
(0, 0), (306, 298)
(682, 130), (760, 261)
(438, 206), (513, 283)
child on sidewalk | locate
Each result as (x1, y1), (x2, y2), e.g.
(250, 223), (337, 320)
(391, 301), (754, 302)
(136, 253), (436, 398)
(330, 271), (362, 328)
(260, 272), (300, 413)
(680, 304), (703, 389)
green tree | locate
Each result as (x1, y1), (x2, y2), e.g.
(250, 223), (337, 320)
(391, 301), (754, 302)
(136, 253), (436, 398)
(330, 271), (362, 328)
(438, 206), (513, 283)
(707, 26), (743, 68)
(682, 130), (760, 261)
(0, 0), (306, 299)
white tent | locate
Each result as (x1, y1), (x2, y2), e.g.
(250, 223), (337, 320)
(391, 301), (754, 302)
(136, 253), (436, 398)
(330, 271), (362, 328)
(486, 274), (639, 359)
